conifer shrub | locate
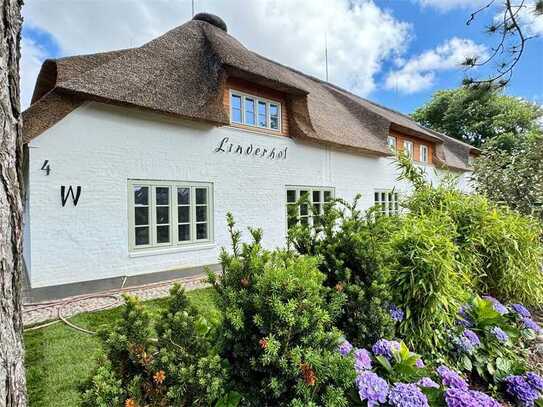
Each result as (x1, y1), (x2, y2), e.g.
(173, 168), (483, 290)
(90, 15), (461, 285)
(288, 196), (398, 348)
(209, 213), (355, 406)
(82, 287), (230, 407)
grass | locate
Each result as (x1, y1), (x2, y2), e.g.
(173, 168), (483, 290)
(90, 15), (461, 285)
(24, 287), (218, 407)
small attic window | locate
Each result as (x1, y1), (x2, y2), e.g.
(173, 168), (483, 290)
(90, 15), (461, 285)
(230, 90), (281, 132)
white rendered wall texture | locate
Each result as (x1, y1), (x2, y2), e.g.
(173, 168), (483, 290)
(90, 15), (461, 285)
(25, 102), (472, 288)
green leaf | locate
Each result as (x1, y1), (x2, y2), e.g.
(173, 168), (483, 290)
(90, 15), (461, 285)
(215, 391), (242, 407)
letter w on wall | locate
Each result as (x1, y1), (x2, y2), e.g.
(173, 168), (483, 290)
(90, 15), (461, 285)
(61, 186), (82, 207)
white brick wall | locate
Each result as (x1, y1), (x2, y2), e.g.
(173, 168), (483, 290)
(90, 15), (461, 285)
(25, 102), (472, 288)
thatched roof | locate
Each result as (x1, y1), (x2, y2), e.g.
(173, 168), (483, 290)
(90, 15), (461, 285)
(23, 13), (478, 170)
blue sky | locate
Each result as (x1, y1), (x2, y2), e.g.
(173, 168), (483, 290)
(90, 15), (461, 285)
(21, 0), (543, 114)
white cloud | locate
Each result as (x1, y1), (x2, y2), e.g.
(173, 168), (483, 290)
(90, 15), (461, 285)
(20, 0), (411, 107)
(384, 37), (488, 94)
(20, 37), (48, 108)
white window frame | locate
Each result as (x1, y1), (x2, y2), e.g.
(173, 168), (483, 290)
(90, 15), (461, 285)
(403, 140), (414, 158)
(128, 180), (213, 252)
(374, 189), (400, 216)
(419, 144), (429, 163)
(285, 186), (335, 230)
(229, 89), (282, 132)
(387, 136), (397, 152)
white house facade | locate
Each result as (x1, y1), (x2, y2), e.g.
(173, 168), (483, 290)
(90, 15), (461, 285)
(22, 13), (477, 300)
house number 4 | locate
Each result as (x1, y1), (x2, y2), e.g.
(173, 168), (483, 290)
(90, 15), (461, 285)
(41, 160), (51, 175)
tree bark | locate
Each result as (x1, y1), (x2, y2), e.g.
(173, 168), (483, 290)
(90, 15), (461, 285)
(0, 0), (27, 406)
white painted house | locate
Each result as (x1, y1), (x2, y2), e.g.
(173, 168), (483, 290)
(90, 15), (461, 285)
(22, 13), (478, 300)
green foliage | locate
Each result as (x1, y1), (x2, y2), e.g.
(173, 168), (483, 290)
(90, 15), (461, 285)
(210, 213), (355, 406)
(287, 196), (398, 348)
(397, 154), (543, 307)
(389, 211), (469, 355)
(474, 132), (543, 221)
(374, 342), (428, 384)
(411, 87), (542, 147)
(82, 287), (229, 407)
(448, 296), (534, 390)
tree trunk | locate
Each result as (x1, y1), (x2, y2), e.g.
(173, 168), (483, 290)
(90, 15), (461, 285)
(0, 0), (27, 406)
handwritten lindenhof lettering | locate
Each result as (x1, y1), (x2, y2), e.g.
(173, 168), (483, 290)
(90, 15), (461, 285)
(214, 137), (288, 160)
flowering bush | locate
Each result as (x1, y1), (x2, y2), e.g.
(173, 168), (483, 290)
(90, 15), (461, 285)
(82, 287), (231, 407)
(339, 337), (501, 406)
(209, 213), (354, 406)
(503, 373), (543, 406)
(287, 196), (397, 348)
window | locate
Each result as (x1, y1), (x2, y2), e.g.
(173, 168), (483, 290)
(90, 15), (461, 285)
(230, 90), (281, 131)
(286, 187), (334, 229)
(374, 190), (400, 216)
(129, 180), (213, 251)
(403, 140), (414, 158)
(420, 144), (429, 163)
(387, 136), (397, 152)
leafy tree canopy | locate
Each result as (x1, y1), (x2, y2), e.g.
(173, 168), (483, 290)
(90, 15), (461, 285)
(411, 87), (542, 147)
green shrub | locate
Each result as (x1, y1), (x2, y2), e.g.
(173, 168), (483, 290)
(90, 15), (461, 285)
(397, 152), (543, 306)
(210, 213), (355, 406)
(82, 286), (230, 407)
(288, 196), (398, 348)
(389, 211), (470, 355)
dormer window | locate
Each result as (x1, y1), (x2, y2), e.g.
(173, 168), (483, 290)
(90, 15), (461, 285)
(387, 136), (397, 151)
(230, 90), (281, 131)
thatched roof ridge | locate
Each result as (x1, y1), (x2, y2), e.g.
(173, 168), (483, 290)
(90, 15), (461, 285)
(23, 15), (476, 170)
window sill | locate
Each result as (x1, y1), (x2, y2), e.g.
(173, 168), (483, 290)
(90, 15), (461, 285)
(128, 242), (216, 258)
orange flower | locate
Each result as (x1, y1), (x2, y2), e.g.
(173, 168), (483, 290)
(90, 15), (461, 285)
(259, 338), (268, 349)
(300, 363), (316, 386)
(335, 283), (344, 292)
(153, 370), (166, 384)
(240, 277), (250, 288)
(125, 398), (137, 407)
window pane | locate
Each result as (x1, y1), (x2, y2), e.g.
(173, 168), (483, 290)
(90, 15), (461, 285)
(135, 207), (149, 225)
(156, 206), (169, 224)
(135, 227), (149, 245)
(258, 101), (267, 127)
(374, 192), (379, 202)
(313, 203), (321, 214)
(178, 206), (190, 223)
(196, 206), (207, 222)
(196, 223), (208, 240)
(270, 104), (279, 129)
(157, 225), (170, 243)
(287, 190), (296, 203)
(177, 188), (190, 205)
(300, 216), (309, 226)
(300, 204), (308, 216)
(324, 191), (332, 202)
(178, 224), (190, 241)
(231, 94), (242, 123)
(196, 188), (207, 205)
(313, 190), (321, 203)
(134, 186), (149, 206)
(156, 187), (169, 205)
(245, 98), (255, 125)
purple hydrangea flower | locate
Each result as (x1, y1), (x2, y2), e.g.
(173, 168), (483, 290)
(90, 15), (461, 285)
(444, 388), (476, 407)
(388, 383), (429, 407)
(437, 365), (469, 391)
(457, 329), (481, 353)
(372, 339), (401, 360)
(490, 326), (509, 342)
(354, 348), (373, 372)
(483, 296), (509, 315)
(504, 375), (539, 406)
(415, 359), (425, 368)
(511, 303), (531, 318)
(522, 317), (542, 333)
(390, 304), (405, 322)
(338, 340), (353, 356)
(457, 318), (473, 328)
(417, 377), (439, 389)
(356, 371), (389, 406)
(526, 372), (543, 392)
(470, 390), (501, 407)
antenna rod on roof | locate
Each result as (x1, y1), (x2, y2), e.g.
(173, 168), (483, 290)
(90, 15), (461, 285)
(325, 31), (329, 82)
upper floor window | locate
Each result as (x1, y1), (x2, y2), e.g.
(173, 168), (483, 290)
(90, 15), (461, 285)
(128, 180), (213, 251)
(286, 187), (334, 229)
(420, 144), (429, 163)
(230, 90), (281, 131)
(403, 140), (414, 158)
(387, 136), (397, 152)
